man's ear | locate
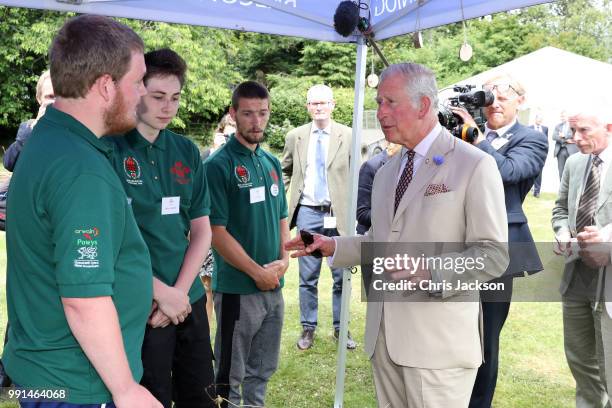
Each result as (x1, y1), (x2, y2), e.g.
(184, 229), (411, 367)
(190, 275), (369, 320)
(418, 96), (431, 118)
(229, 106), (237, 121)
(94, 74), (115, 103)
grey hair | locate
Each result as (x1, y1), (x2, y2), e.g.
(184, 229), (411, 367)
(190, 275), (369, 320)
(379, 63), (439, 114)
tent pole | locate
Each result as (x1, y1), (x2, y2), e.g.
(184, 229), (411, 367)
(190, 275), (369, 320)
(334, 35), (367, 408)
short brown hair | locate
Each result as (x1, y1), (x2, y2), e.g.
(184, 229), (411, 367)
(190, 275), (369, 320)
(231, 81), (269, 109)
(144, 49), (187, 87)
(50, 15), (144, 98)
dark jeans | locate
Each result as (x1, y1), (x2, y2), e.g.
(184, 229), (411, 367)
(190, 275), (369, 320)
(140, 295), (215, 408)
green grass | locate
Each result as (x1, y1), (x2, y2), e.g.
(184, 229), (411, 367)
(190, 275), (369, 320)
(0, 192), (576, 407)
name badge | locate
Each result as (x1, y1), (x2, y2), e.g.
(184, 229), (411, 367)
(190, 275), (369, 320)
(324, 216), (337, 229)
(161, 196), (180, 215)
(491, 137), (509, 150)
(250, 186), (266, 204)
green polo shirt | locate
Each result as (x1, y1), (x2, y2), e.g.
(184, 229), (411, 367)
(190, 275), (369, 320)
(205, 135), (288, 295)
(107, 128), (209, 304)
(3, 106), (153, 404)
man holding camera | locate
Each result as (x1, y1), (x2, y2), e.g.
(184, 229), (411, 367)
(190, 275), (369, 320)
(453, 73), (548, 408)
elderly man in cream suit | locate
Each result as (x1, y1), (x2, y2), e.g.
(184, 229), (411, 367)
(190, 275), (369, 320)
(286, 63), (509, 407)
(281, 84), (355, 350)
(552, 106), (612, 408)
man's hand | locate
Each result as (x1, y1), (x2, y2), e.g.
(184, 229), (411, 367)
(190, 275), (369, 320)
(387, 263), (432, 287)
(577, 226), (611, 268)
(554, 231), (573, 255)
(285, 231), (336, 258)
(264, 259), (289, 280)
(154, 284), (191, 326)
(449, 107), (485, 144)
(148, 302), (171, 328)
(252, 266), (280, 291)
(113, 381), (163, 408)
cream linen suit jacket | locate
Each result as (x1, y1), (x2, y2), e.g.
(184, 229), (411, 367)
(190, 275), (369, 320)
(281, 120), (352, 235)
(331, 129), (509, 369)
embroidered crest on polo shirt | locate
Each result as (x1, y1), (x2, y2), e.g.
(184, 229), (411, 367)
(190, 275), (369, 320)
(124, 156), (143, 185)
(234, 165), (253, 188)
(73, 227), (100, 268)
(170, 161), (191, 185)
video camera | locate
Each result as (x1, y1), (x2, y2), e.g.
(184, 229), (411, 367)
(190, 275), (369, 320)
(438, 85), (494, 143)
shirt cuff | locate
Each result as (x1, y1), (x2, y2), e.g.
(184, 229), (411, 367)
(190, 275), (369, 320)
(58, 283), (113, 298)
(326, 237), (339, 268)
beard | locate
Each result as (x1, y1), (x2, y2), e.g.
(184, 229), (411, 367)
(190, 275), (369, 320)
(237, 127), (266, 145)
(103, 90), (137, 135)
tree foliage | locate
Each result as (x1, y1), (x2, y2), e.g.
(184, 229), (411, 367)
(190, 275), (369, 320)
(0, 1), (609, 148)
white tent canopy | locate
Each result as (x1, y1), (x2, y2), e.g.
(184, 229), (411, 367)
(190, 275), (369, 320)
(0, 0), (555, 406)
(2, 0), (551, 41)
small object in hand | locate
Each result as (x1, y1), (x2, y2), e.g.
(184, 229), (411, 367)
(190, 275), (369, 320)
(299, 230), (323, 258)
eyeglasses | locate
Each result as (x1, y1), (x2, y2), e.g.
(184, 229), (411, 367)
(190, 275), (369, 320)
(308, 101), (331, 107)
(483, 83), (520, 96)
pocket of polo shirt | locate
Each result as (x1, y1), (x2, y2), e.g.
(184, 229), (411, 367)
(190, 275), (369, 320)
(423, 191), (456, 203)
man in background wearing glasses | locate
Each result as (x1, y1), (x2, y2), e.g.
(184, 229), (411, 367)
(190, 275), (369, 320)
(281, 84), (356, 350)
(453, 73), (548, 408)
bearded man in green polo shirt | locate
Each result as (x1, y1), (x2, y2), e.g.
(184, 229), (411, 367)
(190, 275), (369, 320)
(3, 15), (161, 408)
(107, 49), (215, 408)
(205, 81), (290, 408)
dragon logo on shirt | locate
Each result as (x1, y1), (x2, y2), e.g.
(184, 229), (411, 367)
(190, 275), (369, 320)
(124, 156), (143, 185)
(170, 161), (191, 185)
(234, 165), (250, 184)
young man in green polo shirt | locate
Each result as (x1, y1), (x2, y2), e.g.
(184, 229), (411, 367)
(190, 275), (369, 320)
(107, 49), (215, 408)
(205, 81), (290, 407)
(3, 15), (161, 408)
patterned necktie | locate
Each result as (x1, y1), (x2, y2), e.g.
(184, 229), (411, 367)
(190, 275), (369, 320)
(486, 131), (499, 143)
(394, 150), (416, 214)
(575, 155), (603, 233)
(314, 130), (328, 203)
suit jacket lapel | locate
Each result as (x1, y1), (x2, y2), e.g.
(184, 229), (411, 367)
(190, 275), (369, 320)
(393, 130), (454, 223)
(327, 121), (342, 169)
(495, 122), (522, 154)
(297, 124), (311, 176)
(382, 152), (402, 228)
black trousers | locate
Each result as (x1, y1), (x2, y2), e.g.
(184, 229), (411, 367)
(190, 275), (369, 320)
(140, 295), (215, 408)
(469, 276), (514, 408)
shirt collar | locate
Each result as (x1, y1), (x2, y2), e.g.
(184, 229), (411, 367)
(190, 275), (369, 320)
(401, 123), (442, 159)
(485, 119), (517, 138)
(227, 133), (264, 157)
(595, 144), (612, 164)
(125, 128), (167, 151)
(43, 106), (113, 157)
(311, 122), (332, 135)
